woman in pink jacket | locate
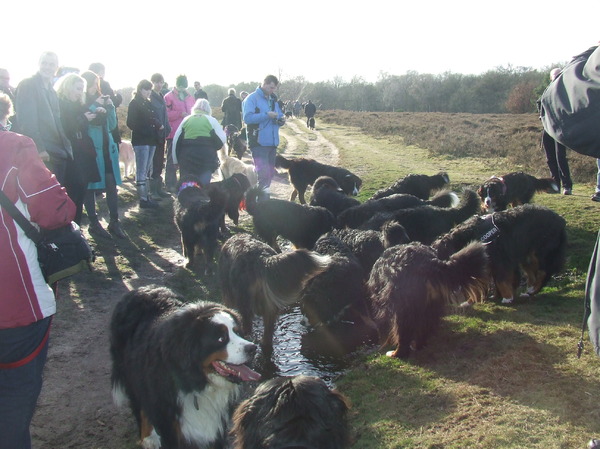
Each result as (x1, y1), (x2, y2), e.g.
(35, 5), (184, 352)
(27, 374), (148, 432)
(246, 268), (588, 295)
(163, 75), (195, 191)
(0, 92), (76, 449)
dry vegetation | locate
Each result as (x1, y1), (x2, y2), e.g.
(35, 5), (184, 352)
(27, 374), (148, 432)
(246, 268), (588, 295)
(319, 110), (597, 182)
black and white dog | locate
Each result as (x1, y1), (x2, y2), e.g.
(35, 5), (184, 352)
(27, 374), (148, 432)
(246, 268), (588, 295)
(110, 286), (260, 449)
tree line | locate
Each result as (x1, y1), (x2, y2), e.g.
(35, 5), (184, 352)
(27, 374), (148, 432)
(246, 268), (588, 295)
(120, 65), (559, 114)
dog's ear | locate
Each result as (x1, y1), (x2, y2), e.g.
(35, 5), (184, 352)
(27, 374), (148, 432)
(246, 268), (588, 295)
(476, 185), (484, 197)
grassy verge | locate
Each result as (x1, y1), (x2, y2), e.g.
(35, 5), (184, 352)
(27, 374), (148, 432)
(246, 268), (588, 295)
(313, 118), (600, 448)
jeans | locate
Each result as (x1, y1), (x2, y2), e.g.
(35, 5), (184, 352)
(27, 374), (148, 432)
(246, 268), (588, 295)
(251, 146), (277, 200)
(0, 317), (51, 449)
(133, 145), (156, 186)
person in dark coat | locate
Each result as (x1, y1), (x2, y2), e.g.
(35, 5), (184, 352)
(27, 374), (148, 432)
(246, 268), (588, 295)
(304, 99), (317, 127)
(220, 88), (242, 129)
(55, 73), (101, 225)
(127, 79), (163, 208)
(149, 73), (171, 199)
(15, 52), (73, 185)
(193, 81), (208, 100)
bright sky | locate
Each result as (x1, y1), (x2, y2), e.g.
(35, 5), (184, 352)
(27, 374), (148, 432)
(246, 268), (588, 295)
(4, 0), (599, 90)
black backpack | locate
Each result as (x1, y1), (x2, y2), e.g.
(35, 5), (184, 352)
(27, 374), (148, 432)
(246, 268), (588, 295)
(540, 45), (600, 158)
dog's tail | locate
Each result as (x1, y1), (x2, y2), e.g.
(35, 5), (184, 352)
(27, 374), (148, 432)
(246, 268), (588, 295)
(451, 189), (481, 223)
(441, 241), (490, 305)
(275, 154), (293, 170)
(534, 177), (560, 193)
(261, 250), (332, 309)
(427, 190), (459, 208)
(539, 222), (568, 288)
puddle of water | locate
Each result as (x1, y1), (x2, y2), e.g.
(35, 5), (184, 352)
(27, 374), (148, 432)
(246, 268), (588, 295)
(251, 306), (379, 386)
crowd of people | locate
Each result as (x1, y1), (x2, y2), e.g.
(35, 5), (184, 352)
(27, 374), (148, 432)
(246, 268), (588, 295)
(0, 52), (299, 448)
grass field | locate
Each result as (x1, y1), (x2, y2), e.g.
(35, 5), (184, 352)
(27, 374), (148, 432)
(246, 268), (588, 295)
(311, 112), (600, 448)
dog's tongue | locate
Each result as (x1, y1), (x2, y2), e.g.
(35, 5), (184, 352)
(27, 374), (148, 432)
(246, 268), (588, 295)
(239, 199), (246, 211)
(212, 361), (261, 382)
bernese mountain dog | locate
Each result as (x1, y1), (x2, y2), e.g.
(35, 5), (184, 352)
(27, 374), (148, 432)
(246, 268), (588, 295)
(370, 172), (450, 200)
(110, 286), (261, 449)
(432, 204), (567, 304)
(309, 175), (361, 217)
(174, 176), (227, 274)
(207, 173), (251, 235)
(231, 375), (351, 449)
(359, 189), (481, 245)
(275, 154), (362, 204)
(336, 190), (459, 229)
(218, 233), (331, 348)
(368, 241), (489, 358)
(224, 124), (248, 160)
(330, 221), (411, 275)
(245, 186), (336, 252)
(299, 234), (372, 329)
(477, 172), (558, 212)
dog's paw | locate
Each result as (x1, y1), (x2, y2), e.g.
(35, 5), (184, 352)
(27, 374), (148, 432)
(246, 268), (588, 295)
(501, 297), (514, 304)
(459, 301), (472, 308)
(141, 429), (161, 449)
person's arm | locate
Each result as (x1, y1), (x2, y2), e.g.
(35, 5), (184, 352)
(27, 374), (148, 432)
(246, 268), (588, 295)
(106, 103), (117, 132)
(165, 93), (182, 123)
(208, 116), (227, 144)
(15, 80), (48, 159)
(126, 100), (138, 131)
(243, 95), (268, 124)
(172, 117), (189, 165)
(15, 134), (75, 228)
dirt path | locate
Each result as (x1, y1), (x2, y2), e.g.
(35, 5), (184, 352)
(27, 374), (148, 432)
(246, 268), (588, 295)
(30, 118), (341, 449)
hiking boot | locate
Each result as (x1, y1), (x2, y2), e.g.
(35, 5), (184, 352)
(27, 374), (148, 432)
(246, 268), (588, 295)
(151, 178), (171, 198)
(88, 221), (112, 239)
(157, 188), (171, 198)
(592, 193), (600, 202)
(108, 221), (127, 239)
(140, 199), (160, 209)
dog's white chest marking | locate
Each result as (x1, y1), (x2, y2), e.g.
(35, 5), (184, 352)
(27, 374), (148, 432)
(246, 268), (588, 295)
(178, 381), (239, 445)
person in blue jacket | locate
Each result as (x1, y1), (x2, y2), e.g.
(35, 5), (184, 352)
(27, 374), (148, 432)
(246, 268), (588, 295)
(243, 75), (285, 201)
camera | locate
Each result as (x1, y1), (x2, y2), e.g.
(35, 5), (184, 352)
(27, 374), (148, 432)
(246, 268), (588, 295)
(276, 117), (286, 126)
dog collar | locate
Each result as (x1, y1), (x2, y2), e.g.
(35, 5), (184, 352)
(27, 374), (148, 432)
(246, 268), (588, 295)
(178, 181), (201, 194)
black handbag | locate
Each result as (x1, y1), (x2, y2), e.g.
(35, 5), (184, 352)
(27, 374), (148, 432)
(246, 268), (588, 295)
(0, 190), (94, 285)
